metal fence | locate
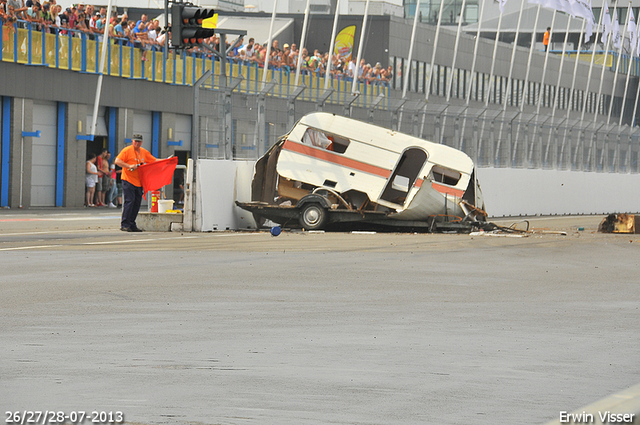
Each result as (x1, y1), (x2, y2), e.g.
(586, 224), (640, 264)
(193, 74), (640, 175)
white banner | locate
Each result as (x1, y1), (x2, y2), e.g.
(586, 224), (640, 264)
(628, 8), (637, 55)
(528, 0), (595, 42)
(612, 9), (622, 49)
(570, 0), (596, 41)
(602, 2), (612, 45)
(499, 0), (508, 14)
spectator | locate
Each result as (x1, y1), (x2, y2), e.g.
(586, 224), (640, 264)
(4, 4), (19, 27)
(133, 20), (150, 59)
(89, 11), (101, 38)
(124, 20), (136, 47)
(112, 16), (124, 42)
(281, 43), (294, 71)
(238, 37), (255, 62)
(135, 13), (147, 31)
(346, 57), (356, 80)
(100, 151), (112, 207)
(156, 27), (169, 48)
(289, 43), (299, 66)
(8, 0), (25, 22)
(146, 19), (159, 51)
(58, 7), (69, 31)
(85, 153), (98, 207)
(76, 12), (90, 37)
(25, 2), (42, 30)
(107, 163), (119, 207)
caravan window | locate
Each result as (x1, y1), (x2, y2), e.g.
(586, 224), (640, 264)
(430, 165), (461, 186)
(302, 128), (350, 154)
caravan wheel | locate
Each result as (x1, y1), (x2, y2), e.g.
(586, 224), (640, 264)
(299, 203), (327, 230)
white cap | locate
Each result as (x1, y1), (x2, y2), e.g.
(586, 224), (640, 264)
(110, 164), (115, 169)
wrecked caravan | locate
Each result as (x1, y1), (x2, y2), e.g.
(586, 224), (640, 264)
(237, 112), (486, 231)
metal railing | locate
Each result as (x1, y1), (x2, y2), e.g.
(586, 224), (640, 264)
(0, 20), (389, 105)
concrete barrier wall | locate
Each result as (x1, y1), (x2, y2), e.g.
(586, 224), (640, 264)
(478, 168), (640, 217)
(195, 160), (640, 230)
(196, 159), (256, 232)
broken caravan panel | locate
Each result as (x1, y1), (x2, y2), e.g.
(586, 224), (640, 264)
(241, 112), (486, 230)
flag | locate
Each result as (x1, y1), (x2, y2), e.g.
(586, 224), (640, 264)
(138, 156), (179, 199)
(203, 14), (218, 29)
(529, 0), (572, 15)
(627, 8), (637, 55)
(569, 0), (596, 41)
(498, 0), (508, 14)
(334, 25), (356, 61)
(602, 2), (612, 44)
(529, 0), (596, 41)
(612, 8), (621, 49)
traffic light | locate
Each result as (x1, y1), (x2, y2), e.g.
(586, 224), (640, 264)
(171, 4), (216, 48)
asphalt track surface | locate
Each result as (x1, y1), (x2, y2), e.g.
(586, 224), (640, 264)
(1, 208), (639, 425)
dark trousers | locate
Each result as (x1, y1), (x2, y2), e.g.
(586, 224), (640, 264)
(121, 180), (143, 230)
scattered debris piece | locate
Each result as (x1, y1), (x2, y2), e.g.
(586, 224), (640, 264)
(598, 214), (639, 234)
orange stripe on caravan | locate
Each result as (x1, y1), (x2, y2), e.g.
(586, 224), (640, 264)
(432, 182), (465, 198)
(282, 140), (391, 178)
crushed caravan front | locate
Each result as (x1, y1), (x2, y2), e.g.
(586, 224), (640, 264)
(237, 112), (487, 231)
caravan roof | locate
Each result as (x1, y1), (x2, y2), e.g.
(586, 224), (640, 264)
(290, 112), (474, 174)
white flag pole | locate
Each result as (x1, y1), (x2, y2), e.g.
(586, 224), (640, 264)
(402, 0), (420, 100)
(91, 0), (115, 136)
(512, 4), (541, 164)
(606, 0), (630, 125)
(418, 0), (447, 136)
(477, 4), (505, 152)
(398, 0), (421, 132)
(528, 10), (557, 165)
(351, 0), (371, 94)
(618, 4), (635, 125)
(294, 0), (311, 87)
(560, 18), (586, 166)
(445, 0), (467, 103)
(424, 0), (446, 103)
(593, 0), (619, 124)
(586, 0), (620, 168)
(262, 0), (278, 89)
(324, 0), (341, 91)
(439, 0), (467, 144)
(495, 0), (525, 163)
(459, 0), (487, 151)
(543, 15), (574, 166)
(580, 0), (608, 123)
(535, 11), (558, 116)
(519, 5), (542, 112)
(576, 0), (607, 169)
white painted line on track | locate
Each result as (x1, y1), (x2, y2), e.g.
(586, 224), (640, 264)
(1, 229), (109, 237)
(84, 236), (198, 245)
(0, 245), (63, 251)
(0, 216), (121, 222)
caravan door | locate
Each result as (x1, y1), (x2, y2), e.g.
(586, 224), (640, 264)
(379, 148), (428, 207)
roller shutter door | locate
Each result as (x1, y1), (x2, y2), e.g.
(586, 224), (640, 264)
(30, 101), (57, 207)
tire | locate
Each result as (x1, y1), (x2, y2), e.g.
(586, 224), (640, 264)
(299, 203), (327, 230)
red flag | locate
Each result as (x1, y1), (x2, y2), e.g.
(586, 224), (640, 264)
(138, 156), (179, 199)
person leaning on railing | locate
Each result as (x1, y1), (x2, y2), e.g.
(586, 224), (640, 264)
(24, 1), (43, 30)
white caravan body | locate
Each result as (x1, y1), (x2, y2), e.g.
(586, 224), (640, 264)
(247, 112), (485, 226)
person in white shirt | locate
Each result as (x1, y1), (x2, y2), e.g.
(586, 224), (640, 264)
(238, 37), (256, 63)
